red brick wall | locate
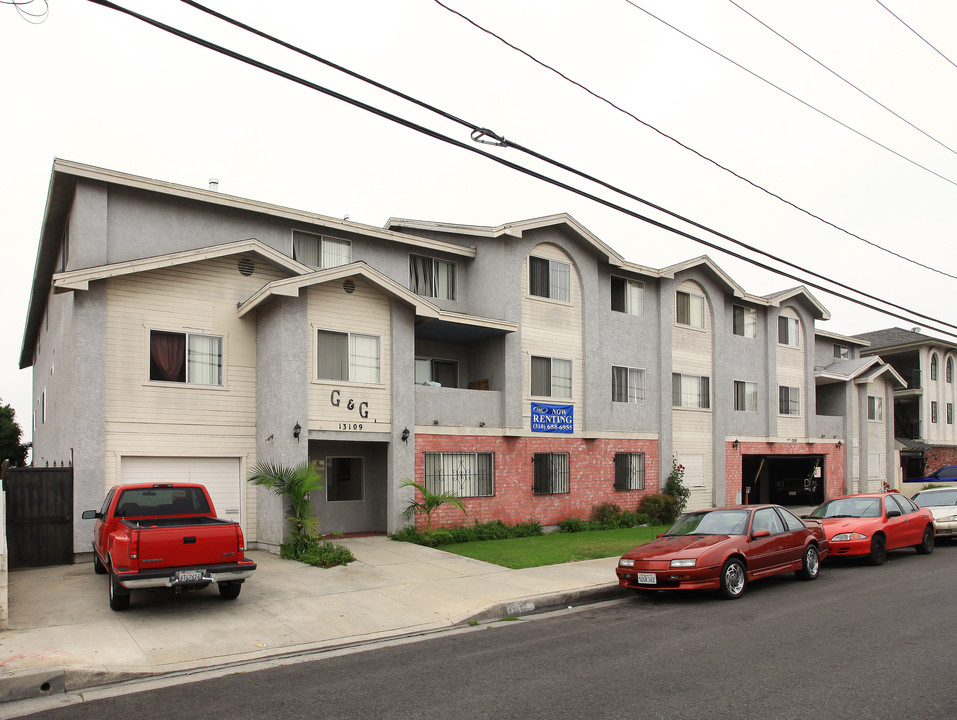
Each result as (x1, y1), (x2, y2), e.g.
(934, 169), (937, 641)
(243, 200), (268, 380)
(925, 447), (957, 476)
(412, 435), (660, 529)
(723, 441), (845, 506)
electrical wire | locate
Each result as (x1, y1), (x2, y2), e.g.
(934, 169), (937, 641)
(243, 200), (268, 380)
(83, 0), (957, 339)
(875, 0), (957, 71)
(432, 0), (957, 283)
(1, 0), (48, 23)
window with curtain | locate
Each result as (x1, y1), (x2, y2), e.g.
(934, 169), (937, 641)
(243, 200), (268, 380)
(317, 330), (379, 383)
(529, 255), (570, 302)
(424, 452), (493, 497)
(149, 330), (223, 385)
(833, 344), (849, 359)
(778, 316), (800, 346)
(672, 373), (710, 409)
(931, 353), (939, 381)
(612, 366), (644, 403)
(732, 305), (756, 338)
(531, 356), (572, 398)
(733, 381), (757, 411)
(409, 254), (455, 300)
(676, 291), (705, 328)
(614, 452), (645, 490)
(778, 386), (800, 415)
(867, 395), (883, 421)
(293, 231), (351, 268)
(611, 277), (644, 315)
(533, 453), (569, 494)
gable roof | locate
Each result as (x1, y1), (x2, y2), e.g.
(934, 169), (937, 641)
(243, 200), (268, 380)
(815, 355), (906, 388)
(854, 327), (957, 354)
(660, 256), (746, 298)
(762, 286), (830, 320)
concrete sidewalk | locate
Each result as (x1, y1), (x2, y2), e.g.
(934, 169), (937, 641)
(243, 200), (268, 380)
(0, 537), (624, 704)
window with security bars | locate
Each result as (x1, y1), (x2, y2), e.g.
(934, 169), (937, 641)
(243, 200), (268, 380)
(533, 453), (569, 495)
(614, 453), (644, 490)
(424, 452), (493, 497)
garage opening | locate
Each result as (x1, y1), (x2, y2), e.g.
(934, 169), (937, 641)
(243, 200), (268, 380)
(741, 455), (825, 508)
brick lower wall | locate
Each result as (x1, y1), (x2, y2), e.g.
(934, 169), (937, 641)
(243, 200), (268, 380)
(723, 441), (844, 506)
(413, 435), (660, 529)
(925, 447), (957, 476)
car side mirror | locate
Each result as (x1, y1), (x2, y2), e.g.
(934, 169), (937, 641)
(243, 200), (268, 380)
(886, 509), (901, 518)
(81, 510), (100, 520)
(752, 529), (771, 539)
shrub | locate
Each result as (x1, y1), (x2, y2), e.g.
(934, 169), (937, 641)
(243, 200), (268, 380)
(558, 516), (590, 533)
(638, 493), (677, 525)
(591, 502), (623, 524)
(280, 538), (356, 568)
(388, 519), (545, 547)
(663, 459), (691, 520)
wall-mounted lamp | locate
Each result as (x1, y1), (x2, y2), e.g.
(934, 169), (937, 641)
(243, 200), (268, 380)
(836, 440), (843, 450)
(479, 421), (485, 427)
(433, 419), (439, 425)
(401, 427), (410, 442)
(732, 439), (739, 449)
(265, 434), (274, 443)
(293, 422), (302, 441)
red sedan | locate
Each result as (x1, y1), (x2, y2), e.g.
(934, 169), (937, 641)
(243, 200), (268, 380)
(807, 492), (935, 565)
(616, 505), (828, 599)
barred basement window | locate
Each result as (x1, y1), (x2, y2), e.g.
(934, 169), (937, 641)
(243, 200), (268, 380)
(614, 453), (645, 491)
(424, 452), (493, 497)
(533, 453), (569, 495)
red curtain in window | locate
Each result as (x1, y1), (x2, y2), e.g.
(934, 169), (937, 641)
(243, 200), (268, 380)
(150, 332), (186, 382)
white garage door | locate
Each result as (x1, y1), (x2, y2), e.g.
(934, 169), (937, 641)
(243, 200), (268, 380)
(121, 457), (243, 531)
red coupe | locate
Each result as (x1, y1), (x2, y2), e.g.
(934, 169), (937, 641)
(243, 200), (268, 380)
(616, 505), (828, 599)
(807, 492), (935, 565)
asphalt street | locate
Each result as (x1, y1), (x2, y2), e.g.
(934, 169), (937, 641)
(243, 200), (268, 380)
(7, 541), (956, 720)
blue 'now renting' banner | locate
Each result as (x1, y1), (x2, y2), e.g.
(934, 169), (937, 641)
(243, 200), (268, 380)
(531, 403), (574, 433)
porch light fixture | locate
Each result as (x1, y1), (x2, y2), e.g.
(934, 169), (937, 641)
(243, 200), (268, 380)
(732, 439), (739, 450)
(401, 427), (410, 442)
(836, 440), (843, 449)
(293, 422), (302, 441)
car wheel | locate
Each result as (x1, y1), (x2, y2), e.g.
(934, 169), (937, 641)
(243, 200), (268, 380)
(719, 558), (747, 599)
(109, 568), (131, 611)
(915, 525), (935, 555)
(93, 554), (107, 575)
(218, 582), (242, 600)
(865, 533), (886, 566)
(795, 545), (820, 580)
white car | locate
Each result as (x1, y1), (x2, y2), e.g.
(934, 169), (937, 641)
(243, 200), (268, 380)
(911, 487), (957, 539)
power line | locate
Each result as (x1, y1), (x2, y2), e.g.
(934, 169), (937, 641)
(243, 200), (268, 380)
(875, 0), (957, 71)
(83, 0), (957, 339)
(729, 0), (957, 159)
(431, 0), (957, 283)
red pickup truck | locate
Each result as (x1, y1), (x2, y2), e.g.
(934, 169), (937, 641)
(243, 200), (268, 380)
(81, 483), (256, 610)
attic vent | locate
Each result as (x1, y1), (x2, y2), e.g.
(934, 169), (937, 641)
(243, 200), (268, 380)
(343, 279), (356, 294)
(238, 258), (255, 276)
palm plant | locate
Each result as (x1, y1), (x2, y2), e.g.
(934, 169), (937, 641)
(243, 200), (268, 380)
(400, 478), (467, 534)
(248, 460), (323, 554)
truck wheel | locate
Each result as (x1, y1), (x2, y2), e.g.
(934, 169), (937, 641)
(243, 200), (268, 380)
(93, 554), (107, 575)
(218, 582), (242, 600)
(109, 569), (131, 611)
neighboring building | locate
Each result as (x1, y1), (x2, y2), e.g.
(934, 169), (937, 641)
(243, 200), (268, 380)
(854, 327), (957, 480)
(20, 160), (899, 557)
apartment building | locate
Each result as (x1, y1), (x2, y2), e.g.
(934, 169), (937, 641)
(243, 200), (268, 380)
(20, 160), (900, 555)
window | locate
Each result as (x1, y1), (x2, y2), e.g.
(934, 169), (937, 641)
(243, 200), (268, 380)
(833, 344), (849, 359)
(948, 403), (954, 425)
(867, 395), (883, 421)
(733, 381), (758, 412)
(732, 305), (756, 338)
(778, 316), (800, 346)
(533, 453), (569, 494)
(932, 401), (939, 424)
(531, 356), (572, 398)
(409, 254), (456, 300)
(149, 330), (223, 385)
(931, 353), (939, 381)
(59, 225), (69, 272)
(317, 330), (380, 383)
(752, 507), (785, 535)
(40, 389), (46, 425)
(292, 231), (351, 268)
(415, 358), (458, 387)
(673, 373), (710, 409)
(612, 366), (645, 403)
(614, 452), (645, 490)
(676, 291), (705, 328)
(529, 255), (570, 302)
(779, 386), (800, 415)
(948, 358), (954, 383)
(611, 277), (644, 315)
(425, 452), (493, 497)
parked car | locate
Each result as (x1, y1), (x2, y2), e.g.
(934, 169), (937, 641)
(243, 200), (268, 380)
(806, 492), (935, 565)
(82, 483), (256, 610)
(900, 465), (957, 497)
(911, 487), (957, 540)
(616, 505), (828, 600)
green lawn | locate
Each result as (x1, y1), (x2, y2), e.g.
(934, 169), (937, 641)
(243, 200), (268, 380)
(437, 525), (669, 569)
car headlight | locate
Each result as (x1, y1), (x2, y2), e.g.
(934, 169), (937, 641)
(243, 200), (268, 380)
(832, 532), (868, 541)
(670, 558), (697, 568)
(619, 558), (635, 567)
(938, 515), (957, 523)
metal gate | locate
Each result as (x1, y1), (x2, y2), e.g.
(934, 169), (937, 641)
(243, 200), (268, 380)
(2, 466), (74, 568)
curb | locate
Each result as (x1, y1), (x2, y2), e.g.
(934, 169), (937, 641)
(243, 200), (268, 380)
(462, 583), (627, 624)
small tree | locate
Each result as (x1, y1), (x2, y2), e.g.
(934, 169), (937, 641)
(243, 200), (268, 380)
(400, 478), (466, 534)
(663, 458), (691, 522)
(248, 460), (323, 554)
(0, 401), (30, 467)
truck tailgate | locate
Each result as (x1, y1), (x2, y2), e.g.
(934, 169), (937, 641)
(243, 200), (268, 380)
(130, 520), (242, 570)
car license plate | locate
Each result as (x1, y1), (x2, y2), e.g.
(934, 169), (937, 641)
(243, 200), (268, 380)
(637, 572), (657, 585)
(175, 570), (203, 583)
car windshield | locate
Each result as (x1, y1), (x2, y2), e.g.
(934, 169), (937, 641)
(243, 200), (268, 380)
(809, 497), (881, 519)
(913, 489), (957, 507)
(666, 510), (750, 536)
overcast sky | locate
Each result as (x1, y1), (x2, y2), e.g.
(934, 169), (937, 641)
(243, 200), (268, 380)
(2, 0), (956, 445)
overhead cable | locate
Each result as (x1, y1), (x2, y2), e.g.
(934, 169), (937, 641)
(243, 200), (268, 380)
(875, 0), (957, 71)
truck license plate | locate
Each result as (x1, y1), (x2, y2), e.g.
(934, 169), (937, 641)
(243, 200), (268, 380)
(175, 570), (203, 583)
(637, 572), (657, 585)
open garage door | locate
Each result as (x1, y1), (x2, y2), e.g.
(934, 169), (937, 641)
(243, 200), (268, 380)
(741, 455), (824, 508)
(121, 457), (243, 532)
